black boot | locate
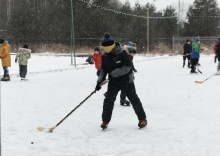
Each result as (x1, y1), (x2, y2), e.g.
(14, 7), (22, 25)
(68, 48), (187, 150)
(101, 121), (109, 129)
(190, 68), (198, 74)
(138, 119), (147, 128)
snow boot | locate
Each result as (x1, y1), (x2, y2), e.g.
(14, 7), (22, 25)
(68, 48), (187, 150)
(120, 99), (130, 106)
(101, 121), (109, 129)
(138, 119), (147, 128)
(190, 68), (198, 74)
(1, 74), (10, 81)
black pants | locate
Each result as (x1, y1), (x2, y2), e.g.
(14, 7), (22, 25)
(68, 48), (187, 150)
(19, 65), (27, 78)
(214, 55), (218, 63)
(102, 81), (146, 122)
(191, 58), (199, 71)
(120, 91), (126, 101)
(183, 55), (191, 66)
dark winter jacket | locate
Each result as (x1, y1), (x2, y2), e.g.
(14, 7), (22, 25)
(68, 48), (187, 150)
(97, 42), (133, 84)
(183, 42), (192, 55)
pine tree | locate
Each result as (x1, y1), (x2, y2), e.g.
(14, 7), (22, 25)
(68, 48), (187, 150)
(184, 0), (220, 36)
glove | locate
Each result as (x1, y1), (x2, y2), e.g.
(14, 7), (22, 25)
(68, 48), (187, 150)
(15, 59), (17, 63)
(95, 82), (102, 91)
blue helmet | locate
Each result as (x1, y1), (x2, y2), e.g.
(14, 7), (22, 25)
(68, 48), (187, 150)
(194, 37), (200, 42)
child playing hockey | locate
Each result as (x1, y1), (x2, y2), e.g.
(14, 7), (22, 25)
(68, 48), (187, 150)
(95, 33), (147, 129)
(183, 39), (191, 68)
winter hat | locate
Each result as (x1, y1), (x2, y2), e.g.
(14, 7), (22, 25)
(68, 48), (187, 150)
(0, 38), (5, 44)
(94, 46), (100, 52)
(101, 33), (115, 51)
(23, 44), (28, 49)
(194, 37), (200, 42)
(186, 39), (190, 42)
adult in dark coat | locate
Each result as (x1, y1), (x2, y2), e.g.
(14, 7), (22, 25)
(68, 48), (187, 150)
(95, 33), (147, 129)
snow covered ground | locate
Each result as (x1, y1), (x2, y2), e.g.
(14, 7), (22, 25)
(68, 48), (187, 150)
(1, 54), (220, 156)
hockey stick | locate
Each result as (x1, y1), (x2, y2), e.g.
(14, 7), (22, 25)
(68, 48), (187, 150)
(197, 66), (202, 74)
(195, 73), (219, 84)
(37, 79), (109, 133)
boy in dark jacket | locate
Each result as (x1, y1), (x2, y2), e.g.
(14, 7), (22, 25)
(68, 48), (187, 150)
(183, 39), (191, 68)
(95, 33), (147, 129)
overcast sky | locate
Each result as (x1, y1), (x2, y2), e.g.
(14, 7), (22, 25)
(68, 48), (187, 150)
(119, 0), (194, 11)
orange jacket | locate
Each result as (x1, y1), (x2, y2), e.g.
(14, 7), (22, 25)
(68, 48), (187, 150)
(0, 41), (11, 67)
(92, 52), (102, 70)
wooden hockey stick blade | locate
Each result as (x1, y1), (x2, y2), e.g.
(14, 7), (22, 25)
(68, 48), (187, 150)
(195, 80), (203, 83)
(37, 126), (56, 133)
(37, 127), (46, 131)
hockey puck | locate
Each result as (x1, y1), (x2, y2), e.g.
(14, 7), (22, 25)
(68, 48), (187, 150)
(31, 142), (34, 144)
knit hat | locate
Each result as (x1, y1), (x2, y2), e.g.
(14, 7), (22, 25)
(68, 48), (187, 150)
(94, 46), (100, 52)
(23, 44), (28, 49)
(0, 38), (5, 44)
(194, 37), (200, 42)
(101, 33), (115, 51)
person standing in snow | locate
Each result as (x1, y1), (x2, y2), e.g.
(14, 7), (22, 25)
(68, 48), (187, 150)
(15, 44), (31, 80)
(95, 33), (147, 129)
(183, 39), (191, 68)
(190, 37), (202, 74)
(216, 38), (220, 73)
(92, 46), (102, 76)
(119, 42), (138, 106)
(0, 38), (11, 81)
(213, 41), (218, 63)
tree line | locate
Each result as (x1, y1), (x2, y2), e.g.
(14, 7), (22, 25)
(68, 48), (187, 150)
(0, 0), (220, 53)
